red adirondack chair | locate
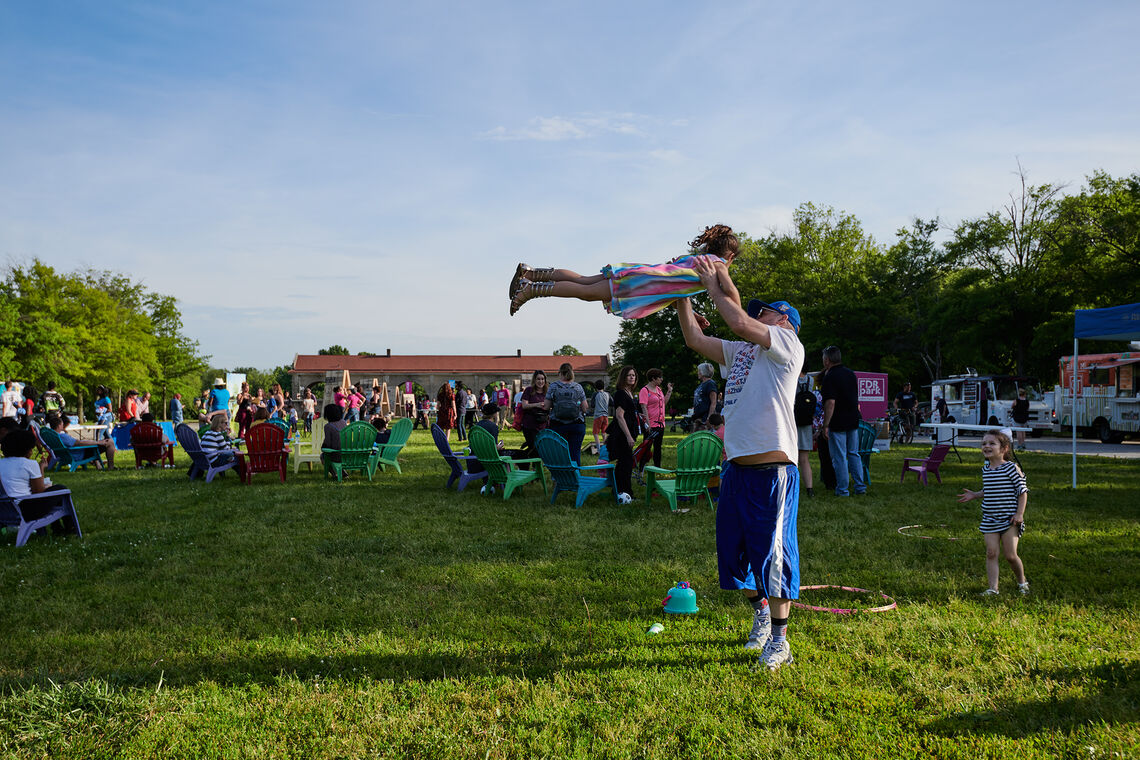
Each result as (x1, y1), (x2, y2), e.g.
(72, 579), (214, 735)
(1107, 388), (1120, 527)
(234, 423), (290, 484)
(129, 422), (175, 469)
(901, 444), (951, 485)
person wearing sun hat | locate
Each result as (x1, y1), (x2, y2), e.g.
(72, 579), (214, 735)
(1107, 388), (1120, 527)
(207, 377), (231, 422)
(676, 256), (804, 672)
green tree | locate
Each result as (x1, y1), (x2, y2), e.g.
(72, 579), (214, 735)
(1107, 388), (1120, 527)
(553, 345), (582, 356)
(1051, 170), (1140, 307)
(946, 167), (1069, 378)
(318, 345), (350, 355)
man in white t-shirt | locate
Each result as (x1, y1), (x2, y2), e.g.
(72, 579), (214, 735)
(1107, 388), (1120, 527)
(677, 256), (804, 671)
(1, 382), (21, 419)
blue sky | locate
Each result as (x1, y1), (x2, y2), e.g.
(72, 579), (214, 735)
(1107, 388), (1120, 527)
(2, 1), (1137, 369)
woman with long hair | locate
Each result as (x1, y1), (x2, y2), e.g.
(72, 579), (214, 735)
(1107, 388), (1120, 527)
(606, 365), (640, 503)
(519, 370), (550, 457)
(436, 383), (457, 441)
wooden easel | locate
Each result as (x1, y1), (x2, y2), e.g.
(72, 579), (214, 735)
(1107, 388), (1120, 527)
(379, 382), (391, 417)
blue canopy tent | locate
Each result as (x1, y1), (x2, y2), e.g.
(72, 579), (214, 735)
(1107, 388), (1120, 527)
(1071, 302), (1140, 487)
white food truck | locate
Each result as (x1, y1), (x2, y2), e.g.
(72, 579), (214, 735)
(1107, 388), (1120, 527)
(1052, 352), (1140, 443)
(927, 371), (1054, 435)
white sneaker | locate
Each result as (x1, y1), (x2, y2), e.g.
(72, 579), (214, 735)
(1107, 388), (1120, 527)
(1017, 582), (1030, 595)
(759, 638), (793, 670)
(617, 492), (633, 505)
(745, 611), (770, 650)
(980, 588), (1000, 597)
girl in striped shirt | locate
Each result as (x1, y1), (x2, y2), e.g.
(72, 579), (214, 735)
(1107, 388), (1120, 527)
(958, 430), (1029, 596)
(508, 225), (739, 318)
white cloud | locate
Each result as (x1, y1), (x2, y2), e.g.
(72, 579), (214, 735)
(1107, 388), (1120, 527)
(480, 113), (652, 142)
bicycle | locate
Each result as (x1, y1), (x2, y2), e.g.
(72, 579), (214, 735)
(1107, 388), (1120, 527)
(890, 408), (916, 445)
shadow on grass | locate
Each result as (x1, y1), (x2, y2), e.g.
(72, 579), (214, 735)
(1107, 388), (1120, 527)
(922, 660), (1139, 738)
(0, 633), (747, 691)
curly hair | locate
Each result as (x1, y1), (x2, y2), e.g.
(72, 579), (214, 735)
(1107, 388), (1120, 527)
(689, 224), (739, 260)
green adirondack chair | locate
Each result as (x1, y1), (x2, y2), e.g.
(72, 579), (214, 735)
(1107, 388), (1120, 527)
(376, 417), (413, 473)
(645, 431), (724, 512)
(322, 421), (381, 482)
(468, 426), (547, 500)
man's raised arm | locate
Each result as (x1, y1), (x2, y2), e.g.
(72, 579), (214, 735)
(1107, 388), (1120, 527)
(676, 297), (723, 364)
(693, 258), (773, 349)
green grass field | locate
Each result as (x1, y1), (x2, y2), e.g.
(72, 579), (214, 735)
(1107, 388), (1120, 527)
(2, 428), (1137, 759)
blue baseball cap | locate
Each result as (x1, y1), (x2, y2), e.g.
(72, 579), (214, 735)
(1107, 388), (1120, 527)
(746, 299), (801, 333)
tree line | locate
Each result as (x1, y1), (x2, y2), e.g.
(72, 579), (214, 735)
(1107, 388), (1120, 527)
(0, 260), (209, 420)
(613, 168), (1138, 408)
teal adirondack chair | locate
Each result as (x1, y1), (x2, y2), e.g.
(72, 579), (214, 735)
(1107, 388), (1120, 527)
(468, 426), (547, 500)
(322, 421), (382, 481)
(645, 431), (724, 512)
(534, 429), (617, 508)
(38, 426), (104, 472)
(857, 420), (879, 485)
(376, 417), (413, 473)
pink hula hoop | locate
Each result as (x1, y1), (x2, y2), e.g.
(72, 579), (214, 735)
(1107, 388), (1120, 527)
(897, 524), (963, 541)
(790, 584), (897, 614)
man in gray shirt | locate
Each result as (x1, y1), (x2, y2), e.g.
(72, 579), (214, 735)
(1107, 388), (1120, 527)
(591, 379), (612, 451)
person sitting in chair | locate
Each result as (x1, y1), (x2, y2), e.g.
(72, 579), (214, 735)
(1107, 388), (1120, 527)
(200, 414), (236, 466)
(47, 414), (117, 470)
(372, 417), (392, 446)
(0, 429), (78, 534)
(321, 404), (349, 464)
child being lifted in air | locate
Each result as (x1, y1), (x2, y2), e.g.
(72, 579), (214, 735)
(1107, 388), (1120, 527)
(509, 224), (739, 317)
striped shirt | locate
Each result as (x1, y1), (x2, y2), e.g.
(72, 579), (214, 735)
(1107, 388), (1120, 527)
(979, 461), (1028, 533)
(200, 430), (233, 462)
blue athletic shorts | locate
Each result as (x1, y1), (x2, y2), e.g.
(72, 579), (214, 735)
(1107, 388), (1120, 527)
(716, 462), (800, 600)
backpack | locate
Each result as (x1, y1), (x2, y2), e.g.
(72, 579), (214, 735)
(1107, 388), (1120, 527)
(794, 381), (816, 427)
(550, 383), (582, 423)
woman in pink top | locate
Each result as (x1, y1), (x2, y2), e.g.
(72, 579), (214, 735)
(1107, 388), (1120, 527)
(638, 368), (673, 468)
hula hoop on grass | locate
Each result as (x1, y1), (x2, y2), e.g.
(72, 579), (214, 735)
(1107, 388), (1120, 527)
(790, 585), (897, 614)
(898, 524), (963, 541)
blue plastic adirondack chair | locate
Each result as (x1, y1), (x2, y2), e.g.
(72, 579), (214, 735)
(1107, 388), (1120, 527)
(645, 431), (724, 512)
(0, 479), (82, 547)
(376, 417), (413, 473)
(535, 429), (616, 508)
(322, 421), (382, 481)
(432, 424), (487, 492)
(175, 423), (238, 483)
(857, 420), (880, 485)
(468, 426), (547, 500)
(38, 426), (104, 472)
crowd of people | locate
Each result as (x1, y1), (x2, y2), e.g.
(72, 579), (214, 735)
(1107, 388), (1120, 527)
(2, 221), (1033, 676)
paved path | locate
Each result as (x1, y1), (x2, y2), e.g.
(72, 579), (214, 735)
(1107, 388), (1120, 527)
(907, 433), (1140, 460)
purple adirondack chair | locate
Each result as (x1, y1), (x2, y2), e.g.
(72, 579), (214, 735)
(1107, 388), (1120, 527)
(431, 424), (487, 492)
(901, 444), (951, 485)
(0, 480), (82, 547)
(176, 423), (238, 483)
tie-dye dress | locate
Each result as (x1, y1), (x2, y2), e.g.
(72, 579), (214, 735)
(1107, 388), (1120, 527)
(602, 254), (726, 320)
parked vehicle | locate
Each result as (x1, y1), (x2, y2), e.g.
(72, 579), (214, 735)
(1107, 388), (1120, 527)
(1052, 352), (1140, 443)
(927, 371), (1053, 435)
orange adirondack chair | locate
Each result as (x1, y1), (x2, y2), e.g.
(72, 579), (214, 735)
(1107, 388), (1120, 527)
(234, 423), (290, 484)
(129, 422), (175, 469)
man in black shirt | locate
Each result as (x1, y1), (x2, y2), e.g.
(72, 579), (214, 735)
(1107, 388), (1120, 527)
(894, 381), (918, 438)
(820, 346), (866, 496)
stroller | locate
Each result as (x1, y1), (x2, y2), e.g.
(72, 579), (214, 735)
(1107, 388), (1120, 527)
(631, 428), (663, 485)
